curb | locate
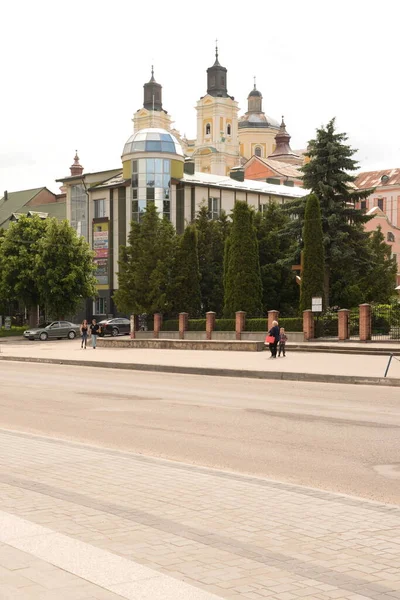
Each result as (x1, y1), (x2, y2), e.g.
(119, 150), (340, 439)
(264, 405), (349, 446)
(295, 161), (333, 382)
(0, 355), (399, 387)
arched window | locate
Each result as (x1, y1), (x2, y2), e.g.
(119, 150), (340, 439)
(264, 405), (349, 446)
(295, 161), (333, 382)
(227, 124), (231, 136)
(255, 146), (262, 157)
(205, 123), (211, 135)
(388, 231), (395, 243)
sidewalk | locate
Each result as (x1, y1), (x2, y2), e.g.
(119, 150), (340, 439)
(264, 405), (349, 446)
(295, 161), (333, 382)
(1, 339), (400, 385)
(1, 428), (400, 600)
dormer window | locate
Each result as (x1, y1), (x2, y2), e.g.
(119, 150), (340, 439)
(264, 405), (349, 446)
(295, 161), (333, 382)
(388, 232), (395, 243)
(205, 123), (211, 135)
(227, 124), (231, 136)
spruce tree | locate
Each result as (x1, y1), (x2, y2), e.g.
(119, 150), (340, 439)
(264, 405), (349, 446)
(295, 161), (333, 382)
(283, 118), (373, 307)
(300, 194), (325, 312)
(172, 225), (202, 316)
(223, 201), (262, 317)
(114, 203), (176, 315)
(195, 204), (225, 315)
(362, 226), (397, 303)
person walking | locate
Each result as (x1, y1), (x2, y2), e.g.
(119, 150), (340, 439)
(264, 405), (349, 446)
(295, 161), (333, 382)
(267, 320), (280, 358)
(90, 318), (100, 349)
(80, 319), (88, 349)
(278, 327), (288, 357)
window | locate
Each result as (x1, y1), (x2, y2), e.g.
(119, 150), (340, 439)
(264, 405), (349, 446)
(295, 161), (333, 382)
(71, 184), (88, 239)
(255, 146), (262, 157)
(94, 198), (106, 219)
(377, 198), (384, 211)
(388, 232), (395, 243)
(360, 200), (367, 210)
(94, 297), (106, 315)
(227, 124), (231, 136)
(205, 123), (211, 135)
(208, 197), (221, 220)
(131, 158), (171, 222)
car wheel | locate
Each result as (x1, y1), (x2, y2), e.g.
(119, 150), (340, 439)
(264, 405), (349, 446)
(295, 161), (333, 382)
(112, 327), (119, 337)
(68, 331), (76, 339)
(39, 332), (48, 341)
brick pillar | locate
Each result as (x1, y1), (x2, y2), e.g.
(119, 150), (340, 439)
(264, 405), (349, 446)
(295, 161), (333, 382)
(154, 313), (162, 339)
(179, 312), (188, 340)
(303, 310), (314, 341)
(206, 311), (216, 340)
(268, 310), (280, 331)
(235, 311), (246, 341)
(359, 303), (371, 342)
(130, 314), (138, 339)
(338, 309), (349, 341)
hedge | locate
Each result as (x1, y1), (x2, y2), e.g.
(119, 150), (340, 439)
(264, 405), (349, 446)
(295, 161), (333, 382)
(0, 326), (26, 337)
(161, 317), (303, 332)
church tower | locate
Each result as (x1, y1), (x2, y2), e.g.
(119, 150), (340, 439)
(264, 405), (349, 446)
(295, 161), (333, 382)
(193, 44), (240, 175)
(133, 67), (172, 132)
(268, 117), (301, 165)
(238, 79), (280, 160)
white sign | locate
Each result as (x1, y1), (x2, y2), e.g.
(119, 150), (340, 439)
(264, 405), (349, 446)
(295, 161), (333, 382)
(312, 297), (323, 312)
(4, 316), (11, 330)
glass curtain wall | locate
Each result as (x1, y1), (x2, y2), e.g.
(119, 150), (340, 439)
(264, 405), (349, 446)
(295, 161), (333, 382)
(71, 184), (88, 239)
(132, 158), (171, 222)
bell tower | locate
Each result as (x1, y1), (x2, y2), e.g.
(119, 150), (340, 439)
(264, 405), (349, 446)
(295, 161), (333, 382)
(133, 67), (172, 132)
(194, 42), (239, 175)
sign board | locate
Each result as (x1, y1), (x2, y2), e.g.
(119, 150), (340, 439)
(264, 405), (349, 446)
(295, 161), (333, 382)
(4, 316), (11, 330)
(312, 297), (323, 313)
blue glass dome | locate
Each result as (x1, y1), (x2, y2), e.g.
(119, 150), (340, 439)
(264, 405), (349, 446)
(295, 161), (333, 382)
(123, 128), (184, 156)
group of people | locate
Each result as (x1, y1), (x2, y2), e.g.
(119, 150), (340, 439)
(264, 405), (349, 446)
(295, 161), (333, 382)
(80, 319), (100, 349)
(267, 320), (288, 358)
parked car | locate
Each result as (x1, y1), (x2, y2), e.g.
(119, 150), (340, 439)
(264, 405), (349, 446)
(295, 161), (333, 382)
(23, 321), (81, 341)
(99, 318), (130, 337)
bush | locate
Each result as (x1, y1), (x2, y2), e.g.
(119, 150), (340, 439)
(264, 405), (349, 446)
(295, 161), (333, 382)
(160, 317), (303, 332)
(214, 319), (235, 331)
(0, 326), (26, 337)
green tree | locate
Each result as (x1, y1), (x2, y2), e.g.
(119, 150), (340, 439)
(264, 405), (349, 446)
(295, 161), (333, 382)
(361, 226), (397, 303)
(0, 215), (46, 322)
(35, 218), (97, 319)
(223, 201), (262, 317)
(254, 204), (299, 315)
(300, 194), (325, 312)
(172, 224), (202, 316)
(114, 203), (176, 315)
(195, 204), (225, 315)
(284, 118), (373, 307)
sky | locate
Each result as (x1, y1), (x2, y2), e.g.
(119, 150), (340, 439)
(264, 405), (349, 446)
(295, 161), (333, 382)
(1, 0), (399, 194)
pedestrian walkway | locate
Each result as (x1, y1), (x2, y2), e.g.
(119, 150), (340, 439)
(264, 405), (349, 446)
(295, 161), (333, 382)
(0, 428), (399, 600)
(1, 339), (400, 382)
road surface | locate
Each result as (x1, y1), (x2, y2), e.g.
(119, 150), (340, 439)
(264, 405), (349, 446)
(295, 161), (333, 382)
(1, 361), (399, 504)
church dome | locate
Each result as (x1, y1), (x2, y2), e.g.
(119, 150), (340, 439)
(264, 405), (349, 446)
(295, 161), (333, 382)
(249, 88), (262, 98)
(123, 128), (184, 156)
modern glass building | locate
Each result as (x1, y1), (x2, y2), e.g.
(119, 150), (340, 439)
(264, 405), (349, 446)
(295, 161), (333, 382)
(122, 128), (185, 223)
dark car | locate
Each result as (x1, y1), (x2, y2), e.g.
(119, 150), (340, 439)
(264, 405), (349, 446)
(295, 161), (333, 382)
(98, 318), (130, 337)
(23, 321), (80, 341)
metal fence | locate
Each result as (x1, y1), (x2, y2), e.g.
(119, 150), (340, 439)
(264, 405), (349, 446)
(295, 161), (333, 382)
(314, 312), (338, 339)
(371, 304), (400, 341)
(349, 309), (359, 340)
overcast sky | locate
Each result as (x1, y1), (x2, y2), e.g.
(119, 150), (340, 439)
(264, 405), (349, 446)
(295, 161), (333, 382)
(1, 0), (398, 194)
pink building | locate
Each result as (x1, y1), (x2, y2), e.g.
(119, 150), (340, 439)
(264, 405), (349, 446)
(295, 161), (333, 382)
(355, 169), (400, 227)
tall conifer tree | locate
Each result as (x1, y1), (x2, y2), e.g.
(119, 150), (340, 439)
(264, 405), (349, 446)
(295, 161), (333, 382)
(300, 194), (325, 312)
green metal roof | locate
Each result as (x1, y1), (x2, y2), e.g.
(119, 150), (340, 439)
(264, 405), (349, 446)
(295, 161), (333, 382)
(0, 187), (46, 228)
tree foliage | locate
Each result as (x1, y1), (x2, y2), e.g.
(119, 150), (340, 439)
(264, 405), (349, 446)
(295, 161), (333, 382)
(171, 224), (202, 316)
(223, 201), (262, 317)
(35, 218), (97, 319)
(300, 194), (325, 312)
(0, 215), (97, 320)
(283, 118), (378, 307)
(195, 204), (227, 316)
(361, 226), (397, 303)
(114, 203), (176, 315)
(254, 204), (299, 315)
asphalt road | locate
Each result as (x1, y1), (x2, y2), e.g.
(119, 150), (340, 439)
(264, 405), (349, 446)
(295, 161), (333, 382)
(1, 361), (399, 505)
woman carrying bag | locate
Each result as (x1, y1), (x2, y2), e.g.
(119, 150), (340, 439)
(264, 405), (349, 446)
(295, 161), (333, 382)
(265, 320), (280, 358)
